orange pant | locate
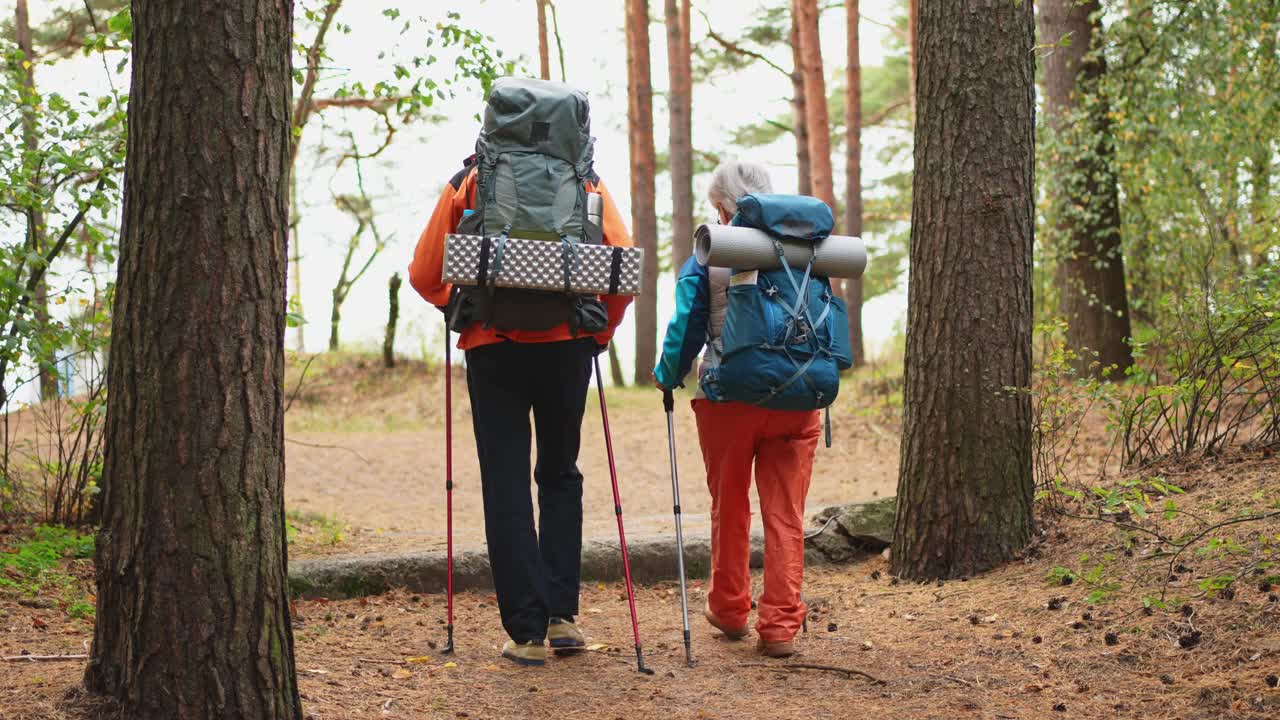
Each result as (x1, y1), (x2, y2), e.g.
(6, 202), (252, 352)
(692, 399), (821, 642)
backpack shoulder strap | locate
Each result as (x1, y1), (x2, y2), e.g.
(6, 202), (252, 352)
(449, 154), (478, 190)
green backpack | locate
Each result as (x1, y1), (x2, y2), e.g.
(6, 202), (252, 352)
(449, 77), (607, 335)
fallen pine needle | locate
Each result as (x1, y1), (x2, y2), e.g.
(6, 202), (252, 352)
(738, 662), (884, 684)
(3, 654), (89, 663)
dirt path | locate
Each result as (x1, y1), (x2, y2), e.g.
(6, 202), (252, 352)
(284, 379), (900, 558)
(8, 554), (1279, 720)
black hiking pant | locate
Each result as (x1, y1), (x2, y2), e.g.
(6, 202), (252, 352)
(465, 337), (596, 643)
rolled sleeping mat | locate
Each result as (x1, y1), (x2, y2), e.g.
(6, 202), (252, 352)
(694, 224), (868, 278)
(443, 233), (645, 296)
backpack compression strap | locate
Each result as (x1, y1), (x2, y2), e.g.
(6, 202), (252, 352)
(757, 242), (839, 443)
(755, 246), (836, 414)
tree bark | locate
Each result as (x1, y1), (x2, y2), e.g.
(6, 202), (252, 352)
(537, 0), (551, 81)
(1253, 154), (1271, 267)
(85, 1), (302, 718)
(666, 0), (694, 273)
(1039, 0), (1133, 377)
(384, 273), (400, 369)
(627, 0), (659, 385)
(793, 0), (836, 218)
(892, 0), (1035, 581)
(789, 12), (812, 195)
(844, 0), (864, 367)
(329, 289), (342, 351)
(15, 0), (57, 402)
(1251, 18), (1276, 267)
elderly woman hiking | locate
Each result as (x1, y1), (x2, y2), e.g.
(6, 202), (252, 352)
(654, 161), (849, 658)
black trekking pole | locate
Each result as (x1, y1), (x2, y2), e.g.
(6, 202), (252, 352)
(442, 328), (455, 654)
(663, 389), (695, 667)
(595, 352), (655, 675)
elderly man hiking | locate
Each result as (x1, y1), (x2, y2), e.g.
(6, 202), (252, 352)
(408, 78), (633, 666)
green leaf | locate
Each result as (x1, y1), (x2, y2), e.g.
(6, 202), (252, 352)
(106, 9), (133, 38)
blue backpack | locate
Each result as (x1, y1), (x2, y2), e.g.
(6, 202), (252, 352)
(700, 194), (853, 416)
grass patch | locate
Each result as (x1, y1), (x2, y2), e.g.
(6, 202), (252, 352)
(286, 509), (348, 547)
(0, 524), (96, 619)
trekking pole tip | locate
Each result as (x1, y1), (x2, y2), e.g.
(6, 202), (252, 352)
(635, 647), (655, 675)
(442, 624), (455, 655)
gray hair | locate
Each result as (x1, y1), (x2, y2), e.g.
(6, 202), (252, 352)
(707, 160), (773, 215)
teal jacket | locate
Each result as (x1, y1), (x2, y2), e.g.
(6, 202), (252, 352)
(654, 255), (712, 390)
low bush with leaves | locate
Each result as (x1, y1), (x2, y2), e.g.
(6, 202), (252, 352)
(1023, 319), (1123, 511)
(1119, 266), (1280, 467)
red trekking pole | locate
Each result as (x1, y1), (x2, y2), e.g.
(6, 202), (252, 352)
(595, 352), (654, 675)
(442, 329), (455, 654)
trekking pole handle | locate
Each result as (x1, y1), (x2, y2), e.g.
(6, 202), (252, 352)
(663, 388), (674, 413)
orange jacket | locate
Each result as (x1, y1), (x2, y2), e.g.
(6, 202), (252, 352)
(408, 166), (635, 350)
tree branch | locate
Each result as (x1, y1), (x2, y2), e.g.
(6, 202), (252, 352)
(291, 0), (344, 170)
(0, 176), (107, 393)
(698, 9), (792, 79)
(548, 1), (567, 83)
(307, 96), (408, 113)
(738, 662), (885, 684)
(865, 97), (908, 127)
(860, 13), (908, 42)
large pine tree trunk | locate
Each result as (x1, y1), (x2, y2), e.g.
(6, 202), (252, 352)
(665, 0), (694, 273)
(537, 0), (551, 80)
(627, 0), (659, 384)
(789, 12), (812, 195)
(844, 0), (864, 367)
(85, 2), (302, 718)
(892, 0), (1035, 581)
(1040, 0), (1133, 377)
(15, 0), (57, 402)
(793, 0), (836, 217)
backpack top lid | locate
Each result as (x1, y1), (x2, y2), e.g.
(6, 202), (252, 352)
(482, 77), (593, 168)
(733, 193), (834, 243)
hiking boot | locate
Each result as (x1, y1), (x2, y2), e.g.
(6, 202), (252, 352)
(703, 606), (749, 640)
(501, 639), (547, 666)
(756, 637), (796, 658)
(547, 617), (586, 651)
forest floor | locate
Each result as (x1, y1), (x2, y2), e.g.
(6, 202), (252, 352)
(3, 356), (1280, 719)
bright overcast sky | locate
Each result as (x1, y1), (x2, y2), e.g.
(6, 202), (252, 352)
(8, 0), (909, 399)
